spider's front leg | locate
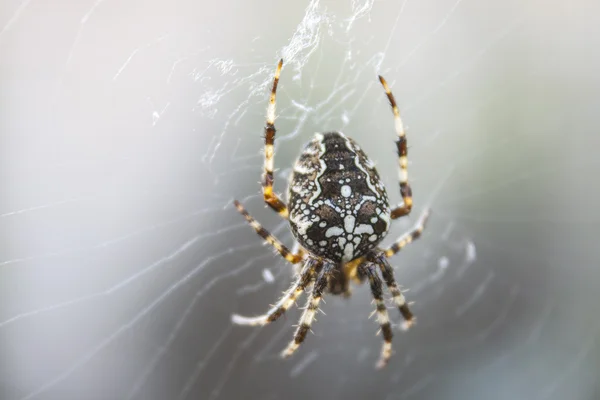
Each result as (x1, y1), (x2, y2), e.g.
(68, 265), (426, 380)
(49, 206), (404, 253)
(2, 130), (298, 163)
(378, 76), (414, 220)
(262, 59), (289, 219)
(281, 260), (334, 358)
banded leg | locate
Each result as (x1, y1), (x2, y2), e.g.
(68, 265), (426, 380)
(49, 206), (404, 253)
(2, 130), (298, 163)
(382, 208), (430, 258)
(281, 260), (334, 358)
(262, 59), (289, 219)
(378, 76), (413, 219)
(231, 258), (320, 326)
(368, 252), (414, 329)
(361, 262), (394, 369)
(234, 200), (304, 264)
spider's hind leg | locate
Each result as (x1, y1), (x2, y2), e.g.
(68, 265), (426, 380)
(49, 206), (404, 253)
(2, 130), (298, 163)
(359, 261), (394, 369)
(281, 260), (334, 358)
(368, 251), (415, 329)
(232, 258), (320, 326)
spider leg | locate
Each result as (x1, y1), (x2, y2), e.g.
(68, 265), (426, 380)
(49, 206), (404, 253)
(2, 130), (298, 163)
(262, 59), (289, 219)
(232, 258), (320, 326)
(382, 208), (430, 258)
(360, 262), (394, 369)
(234, 200), (304, 264)
(281, 260), (334, 358)
(368, 251), (415, 328)
(378, 76), (413, 220)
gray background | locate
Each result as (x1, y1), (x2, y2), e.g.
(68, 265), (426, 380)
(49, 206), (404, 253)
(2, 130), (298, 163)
(1, 0), (599, 399)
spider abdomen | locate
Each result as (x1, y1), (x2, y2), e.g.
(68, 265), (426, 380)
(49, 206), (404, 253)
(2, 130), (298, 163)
(287, 131), (391, 262)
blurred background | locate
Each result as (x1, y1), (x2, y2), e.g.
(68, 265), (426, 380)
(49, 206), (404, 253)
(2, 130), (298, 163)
(1, 0), (599, 399)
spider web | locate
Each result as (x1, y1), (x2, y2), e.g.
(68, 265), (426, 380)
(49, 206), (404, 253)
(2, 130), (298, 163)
(1, 0), (599, 399)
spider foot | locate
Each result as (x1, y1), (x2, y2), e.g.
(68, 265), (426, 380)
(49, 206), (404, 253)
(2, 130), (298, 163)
(231, 313), (267, 326)
(280, 342), (299, 359)
(376, 341), (393, 369)
(400, 317), (416, 331)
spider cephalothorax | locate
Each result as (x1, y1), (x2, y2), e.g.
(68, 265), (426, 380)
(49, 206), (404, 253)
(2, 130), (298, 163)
(232, 59), (430, 368)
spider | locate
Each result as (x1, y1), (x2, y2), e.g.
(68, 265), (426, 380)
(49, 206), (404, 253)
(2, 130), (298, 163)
(232, 59), (430, 368)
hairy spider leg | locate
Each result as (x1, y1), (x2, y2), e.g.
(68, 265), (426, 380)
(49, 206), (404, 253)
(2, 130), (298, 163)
(262, 59), (289, 219)
(378, 76), (414, 220)
(231, 258), (320, 326)
(361, 262), (394, 369)
(383, 208), (430, 258)
(281, 260), (334, 358)
(233, 200), (304, 264)
(369, 252), (414, 327)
